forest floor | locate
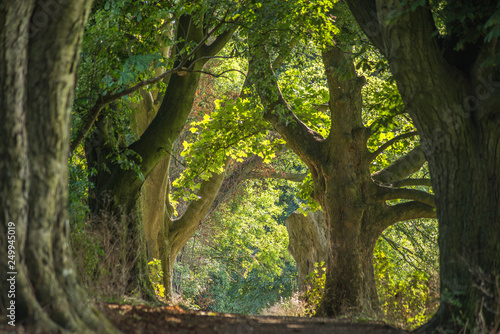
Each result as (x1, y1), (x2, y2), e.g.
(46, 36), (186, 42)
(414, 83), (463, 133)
(96, 303), (410, 334)
(0, 303), (410, 333)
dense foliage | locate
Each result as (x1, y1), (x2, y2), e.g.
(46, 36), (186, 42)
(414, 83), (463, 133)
(172, 180), (299, 314)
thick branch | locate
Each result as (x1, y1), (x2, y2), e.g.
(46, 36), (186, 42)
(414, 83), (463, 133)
(381, 187), (435, 207)
(70, 67), (180, 152)
(203, 155), (263, 221)
(322, 45), (366, 135)
(369, 131), (418, 161)
(272, 37), (299, 70)
(71, 18), (234, 153)
(371, 146), (426, 185)
(383, 201), (437, 225)
(344, 0), (386, 54)
(202, 24), (237, 57)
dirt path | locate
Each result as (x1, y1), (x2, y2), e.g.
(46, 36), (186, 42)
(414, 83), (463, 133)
(97, 303), (409, 334)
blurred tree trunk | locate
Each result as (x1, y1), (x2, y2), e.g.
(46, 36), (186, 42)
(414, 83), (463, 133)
(0, 1), (117, 332)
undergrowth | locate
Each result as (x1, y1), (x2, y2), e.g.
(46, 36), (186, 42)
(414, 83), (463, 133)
(70, 205), (140, 302)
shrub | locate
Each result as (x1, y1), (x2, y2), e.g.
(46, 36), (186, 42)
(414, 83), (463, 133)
(70, 207), (140, 301)
(260, 293), (307, 316)
(148, 258), (166, 301)
(302, 261), (326, 317)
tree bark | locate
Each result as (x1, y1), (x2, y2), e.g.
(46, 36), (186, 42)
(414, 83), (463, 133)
(0, 1), (117, 332)
(345, 0), (500, 331)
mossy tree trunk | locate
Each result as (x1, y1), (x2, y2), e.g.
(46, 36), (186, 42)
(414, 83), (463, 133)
(346, 1), (500, 331)
(250, 44), (436, 317)
(0, 1), (117, 332)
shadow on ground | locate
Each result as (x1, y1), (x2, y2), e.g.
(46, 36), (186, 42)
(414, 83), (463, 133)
(97, 303), (409, 334)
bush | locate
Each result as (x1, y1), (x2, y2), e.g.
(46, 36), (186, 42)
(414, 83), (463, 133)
(260, 293), (307, 316)
(302, 261), (326, 317)
(374, 236), (439, 330)
(70, 207), (141, 301)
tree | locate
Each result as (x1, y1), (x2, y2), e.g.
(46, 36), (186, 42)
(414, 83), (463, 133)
(248, 41), (437, 316)
(345, 0), (500, 331)
(77, 2), (237, 300)
(0, 1), (116, 332)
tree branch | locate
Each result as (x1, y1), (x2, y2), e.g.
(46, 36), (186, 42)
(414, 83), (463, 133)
(381, 235), (426, 272)
(202, 24), (238, 57)
(70, 67), (181, 152)
(381, 187), (435, 207)
(371, 146), (426, 185)
(383, 201), (437, 225)
(369, 131), (418, 161)
(70, 17), (237, 153)
(203, 155), (263, 221)
(344, 0), (386, 54)
(170, 159), (229, 249)
(272, 37), (299, 70)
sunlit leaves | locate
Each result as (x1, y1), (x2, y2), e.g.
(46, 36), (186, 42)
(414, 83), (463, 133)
(296, 172), (321, 213)
(363, 75), (418, 172)
(173, 96), (282, 199)
(374, 219), (439, 330)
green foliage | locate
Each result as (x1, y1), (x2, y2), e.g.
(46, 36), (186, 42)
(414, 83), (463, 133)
(374, 219), (439, 330)
(239, 0), (338, 52)
(76, 0), (174, 109)
(362, 74), (419, 174)
(174, 181), (298, 314)
(173, 255), (229, 311)
(296, 172), (321, 213)
(148, 258), (166, 299)
(211, 184), (291, 279)
(302, 261), (326, 317)
(107, 146), (145, 181)
(69, 146), (92, 227)
(173, 96), (284, 199)
(278, 53), (330, 136)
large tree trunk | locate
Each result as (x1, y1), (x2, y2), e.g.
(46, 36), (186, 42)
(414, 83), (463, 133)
(423, 125), (500, 332)
(0, 1), (117, 332)
(286, 211), (328, 292)
(287, 209), (381, 313)
(85, 118), (158, 302)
